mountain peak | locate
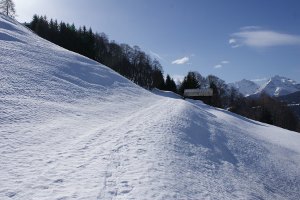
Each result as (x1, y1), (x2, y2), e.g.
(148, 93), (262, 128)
(257, 76), (300, 96)
(232, 76), (300, 97)
(229, 79), (259, 96)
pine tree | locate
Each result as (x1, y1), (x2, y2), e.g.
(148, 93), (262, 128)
(165, 75), (177, 93)
(179, 72), (200, 95)
(0, 0), (16, 18)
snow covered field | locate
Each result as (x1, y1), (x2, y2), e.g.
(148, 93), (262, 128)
(1, 14), (300, 199)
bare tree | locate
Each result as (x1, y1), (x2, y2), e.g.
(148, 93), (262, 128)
(0, 0), (16, 18)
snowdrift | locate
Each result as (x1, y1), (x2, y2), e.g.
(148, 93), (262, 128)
(1, 14), (300, 200)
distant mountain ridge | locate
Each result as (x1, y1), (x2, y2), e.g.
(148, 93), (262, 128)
(228, 79), (260, 96)
(230, 76), (300, 97)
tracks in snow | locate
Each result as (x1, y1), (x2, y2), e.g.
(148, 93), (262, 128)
(97, 97), (182, 200)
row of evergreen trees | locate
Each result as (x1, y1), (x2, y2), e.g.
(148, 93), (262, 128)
(27, 15), (167, 89)
(176, 71), (238, 108)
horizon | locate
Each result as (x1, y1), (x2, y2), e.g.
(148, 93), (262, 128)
(14, 0), (300, 83)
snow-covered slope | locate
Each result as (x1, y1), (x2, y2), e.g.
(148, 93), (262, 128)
(229, 79), (259, 96)
(1, 15), (300, 200)
(255, 75), (300, 97)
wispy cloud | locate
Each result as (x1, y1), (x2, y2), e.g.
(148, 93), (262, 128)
(229, 38), (240, 48)
(172, 56), (189, 65)
(150, 50), (162, 60)
(221, 60), (230, 64)
(214, 64), (222, 69)
(240, 26), (261, 31)
(229, 27), (300, 48)
(214, 60), (230, 69)
(251, 77), (268, 82)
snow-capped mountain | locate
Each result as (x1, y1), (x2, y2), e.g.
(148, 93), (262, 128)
(229, 79), (260, 96)
(1, 14), (300, 199)
(232, 76), (300, 97)
(255, 75), (300, 97)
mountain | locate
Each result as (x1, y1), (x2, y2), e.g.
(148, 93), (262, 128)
(229, 79), (260, 96)
(232, 76), (300, 97)
(255, 75), (300, 97)
(1, 14), (300, 199)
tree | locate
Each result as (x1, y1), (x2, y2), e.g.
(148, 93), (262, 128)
(179, 72), (200, 95)
(165, 74), (177, 93)
(0, 0), (16, 18)
(151, 59), (165, 90)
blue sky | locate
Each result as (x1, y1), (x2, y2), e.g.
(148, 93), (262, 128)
(15, 0), (300, 83)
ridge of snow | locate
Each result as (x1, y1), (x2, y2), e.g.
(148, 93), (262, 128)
(1, 14), (300, 199)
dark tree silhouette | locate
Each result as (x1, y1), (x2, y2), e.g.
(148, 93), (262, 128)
(179, 72), (200, 95)
(165, 75), (177, 93)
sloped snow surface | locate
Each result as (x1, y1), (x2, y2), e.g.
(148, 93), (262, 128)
(1, 15), (300, 199)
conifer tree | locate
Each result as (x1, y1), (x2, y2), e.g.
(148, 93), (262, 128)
(165, 75), (177, 93)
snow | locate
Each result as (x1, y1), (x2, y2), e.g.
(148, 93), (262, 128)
(231, 76), (300, 97)
(151, 88), (183, 99)
(229, 79), (259, 96)
(256, 75), (300, 97)
(1, 14), (300, 199)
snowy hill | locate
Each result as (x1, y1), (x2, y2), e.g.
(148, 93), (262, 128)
(232, 76), (300, 97)
(1, 14), (300, 200)
(229, 79), (260, 96)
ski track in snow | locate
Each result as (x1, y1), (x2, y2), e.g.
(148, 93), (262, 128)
(1, 14), (300, 199)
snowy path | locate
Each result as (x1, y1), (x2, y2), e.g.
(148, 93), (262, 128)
(1, 96), (185, 199)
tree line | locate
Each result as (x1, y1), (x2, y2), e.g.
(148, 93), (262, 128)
(26, 15), (168, 89)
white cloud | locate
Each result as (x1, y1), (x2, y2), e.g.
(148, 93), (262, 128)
(240, 26), (261, 31)
(214, 60), (229, 69)
(251, 77), (268, 82)
(172, 56), (189, 65)
(230, 27), (300, 48)
(214, 64), (222, 69)
(229, 38), (236, 44)
(221, 60), (230, 64)
(229, 38), (240, 48)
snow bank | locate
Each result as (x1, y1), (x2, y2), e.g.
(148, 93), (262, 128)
(1, 14), (300, 200)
